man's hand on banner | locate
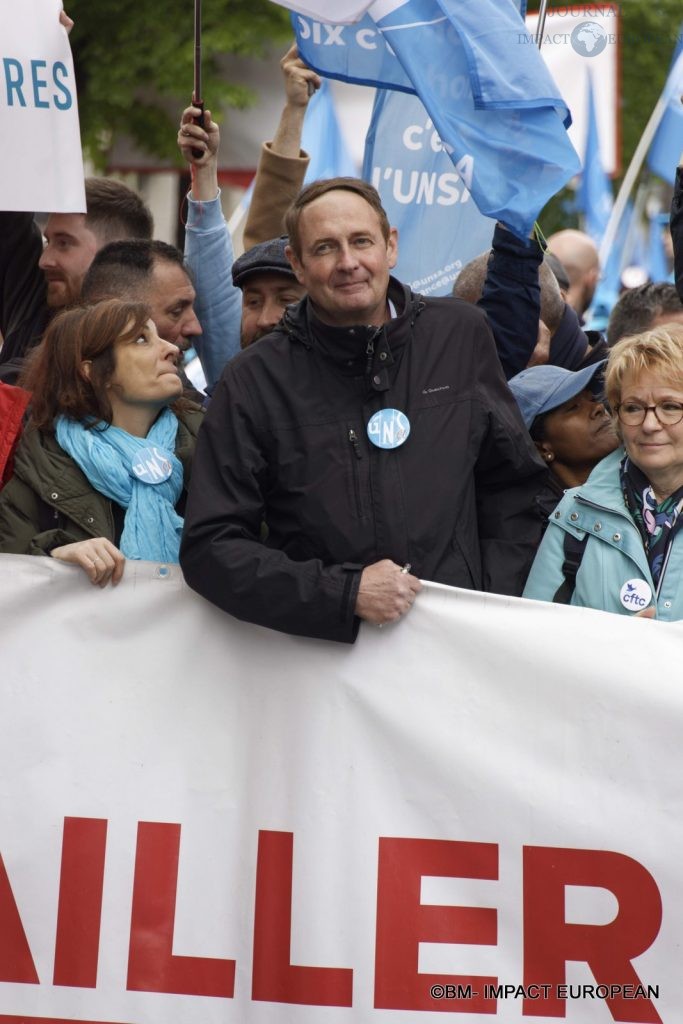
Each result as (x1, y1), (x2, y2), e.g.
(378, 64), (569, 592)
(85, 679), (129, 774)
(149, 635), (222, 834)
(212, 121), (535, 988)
(50, 538), (125, 587)
(355, 559), (422, 627)
(281, 43), (321, 107)
(59, 9), (74, 34)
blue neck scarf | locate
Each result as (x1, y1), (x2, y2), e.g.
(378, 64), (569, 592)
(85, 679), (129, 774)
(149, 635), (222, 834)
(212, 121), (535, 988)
(55, 408), (184, 563)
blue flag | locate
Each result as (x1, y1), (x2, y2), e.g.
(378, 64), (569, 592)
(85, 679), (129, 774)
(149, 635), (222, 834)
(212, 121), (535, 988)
(290, 0), (579, 237)
(588, 201), (640, 330)
(293, 0), (527, 91)
(576, 75), (612, 245)
(301, 78), (358, 181)
(362, 88), (495, 296)
(294, 12), (414, 92)
(647, 30), (683, 183)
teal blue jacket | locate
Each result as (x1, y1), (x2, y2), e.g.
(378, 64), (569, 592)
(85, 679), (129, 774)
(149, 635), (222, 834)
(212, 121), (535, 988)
(523, 448), (683, 620)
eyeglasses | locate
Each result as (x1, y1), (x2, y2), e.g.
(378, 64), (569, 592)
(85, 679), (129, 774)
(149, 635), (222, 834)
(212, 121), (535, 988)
(616, 401), (683, 426)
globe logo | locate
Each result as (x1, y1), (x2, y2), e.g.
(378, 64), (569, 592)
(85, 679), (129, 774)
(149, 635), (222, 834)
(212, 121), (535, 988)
(571, 21), (608, 57)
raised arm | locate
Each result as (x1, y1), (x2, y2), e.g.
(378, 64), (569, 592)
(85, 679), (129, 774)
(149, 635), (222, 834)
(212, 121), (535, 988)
(477, 223), (544, 380)
(243, 44), (320, 249)
(179, 106), (242, 386)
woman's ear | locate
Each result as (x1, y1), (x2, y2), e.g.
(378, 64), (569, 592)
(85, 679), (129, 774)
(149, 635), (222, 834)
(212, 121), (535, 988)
(536, 440), (555, 463)
(80, 359), (92, 380)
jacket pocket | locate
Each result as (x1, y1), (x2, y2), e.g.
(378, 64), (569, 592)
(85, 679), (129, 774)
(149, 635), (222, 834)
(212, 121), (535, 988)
(347, 426), (368, 519)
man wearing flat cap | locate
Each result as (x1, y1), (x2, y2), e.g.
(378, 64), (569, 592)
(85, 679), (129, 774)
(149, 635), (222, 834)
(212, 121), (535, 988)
(181, 177), (546, 643)
(231, 237), (304, 349)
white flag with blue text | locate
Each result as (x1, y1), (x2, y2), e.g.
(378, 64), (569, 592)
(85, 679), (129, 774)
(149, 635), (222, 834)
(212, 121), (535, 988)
(0, 0), (84, 212)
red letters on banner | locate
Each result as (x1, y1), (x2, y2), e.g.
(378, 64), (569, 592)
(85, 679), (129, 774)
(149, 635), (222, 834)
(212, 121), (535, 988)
(0, 818), (663, 1022)
(53, 817), (108, 989)
(523, 846), (663, 1022)
(252, 830), (353, 1005)
(0, 854), (39, 983)
(375, 837), (498, 1013)
(127, 822), (235, 997)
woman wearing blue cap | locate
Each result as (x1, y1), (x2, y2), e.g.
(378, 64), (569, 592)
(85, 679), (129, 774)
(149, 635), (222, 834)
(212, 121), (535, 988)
(523, 324), (683, 619)
(508, 357), (618, 522)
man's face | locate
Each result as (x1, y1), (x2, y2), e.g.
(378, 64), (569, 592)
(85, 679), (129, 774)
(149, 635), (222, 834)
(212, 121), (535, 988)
(39, 213), (100, 309)
(240, 273), (305, 348)
(286, 190), (397, 328)
(145, 261), (202, 351)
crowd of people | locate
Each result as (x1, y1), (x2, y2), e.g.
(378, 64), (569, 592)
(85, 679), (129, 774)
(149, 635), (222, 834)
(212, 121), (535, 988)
(3, 25), (683, 638)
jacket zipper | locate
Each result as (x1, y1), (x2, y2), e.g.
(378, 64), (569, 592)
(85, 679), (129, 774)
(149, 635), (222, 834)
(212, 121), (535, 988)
(574, 494), (633, 522)
(348, 428), (364, 517)
(365, 326), (383, 377)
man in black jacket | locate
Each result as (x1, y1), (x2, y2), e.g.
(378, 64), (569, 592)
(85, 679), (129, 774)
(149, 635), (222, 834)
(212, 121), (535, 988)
(180, 178), (546, 643)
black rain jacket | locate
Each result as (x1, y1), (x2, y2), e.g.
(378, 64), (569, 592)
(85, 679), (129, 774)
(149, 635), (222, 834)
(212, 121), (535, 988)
(0, 213), (49, 382)
(180, 279), (547, 643)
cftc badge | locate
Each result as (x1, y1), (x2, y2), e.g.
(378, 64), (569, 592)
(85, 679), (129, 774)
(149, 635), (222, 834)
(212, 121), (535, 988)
(619, 578), (653, 612)
(367, 408), (411, 450)
(131, 446), (173, 485)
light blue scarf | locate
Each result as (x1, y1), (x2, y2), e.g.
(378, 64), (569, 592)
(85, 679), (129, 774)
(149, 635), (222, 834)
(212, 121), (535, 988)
(55, 408), (184, 563)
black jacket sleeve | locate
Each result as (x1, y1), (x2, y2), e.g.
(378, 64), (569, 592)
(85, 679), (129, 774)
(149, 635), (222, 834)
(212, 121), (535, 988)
(477, 223), (543, 380)
(671, 167), (683, 302)
(179, 364), (362, 644)
(0, 212), (49, 366)
(472, 326), (548, 595)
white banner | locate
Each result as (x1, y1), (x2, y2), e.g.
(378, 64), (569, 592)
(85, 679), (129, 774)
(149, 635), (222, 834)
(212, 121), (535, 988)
(1, 553), (681, 1023)
(0, 0), (85, 212)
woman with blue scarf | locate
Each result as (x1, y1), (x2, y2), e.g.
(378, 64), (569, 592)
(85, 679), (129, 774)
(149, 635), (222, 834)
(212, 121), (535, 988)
(0, 299), (203, 585)
(524, 323), (683, 620)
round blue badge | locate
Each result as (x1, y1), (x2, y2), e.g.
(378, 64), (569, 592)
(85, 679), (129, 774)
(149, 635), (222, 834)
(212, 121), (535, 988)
(367, 408), (411, 450)
(131, 446), (173, 485)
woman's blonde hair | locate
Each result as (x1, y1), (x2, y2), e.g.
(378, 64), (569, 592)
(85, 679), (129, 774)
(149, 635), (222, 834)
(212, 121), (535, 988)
(605, 322), (683, 413)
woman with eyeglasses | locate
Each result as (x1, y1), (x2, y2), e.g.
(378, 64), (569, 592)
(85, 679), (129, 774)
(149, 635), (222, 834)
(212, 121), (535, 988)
(524, 324), (683, 619)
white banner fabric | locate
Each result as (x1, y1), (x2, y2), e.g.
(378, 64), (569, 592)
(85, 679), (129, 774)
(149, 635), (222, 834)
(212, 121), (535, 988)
(0, 553), (681, 1023)
(0, 0), (85, 212)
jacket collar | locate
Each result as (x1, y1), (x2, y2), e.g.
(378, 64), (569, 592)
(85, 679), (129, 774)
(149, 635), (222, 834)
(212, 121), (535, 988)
(280, 277), (425, 379)
(574, 448), (625, 510)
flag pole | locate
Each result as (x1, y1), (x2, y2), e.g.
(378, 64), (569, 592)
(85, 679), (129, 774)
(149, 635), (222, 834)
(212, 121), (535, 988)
(193, 0), (203, 109)
(535, 0), (549, 48)
(191, 0), (204, 158)
(599, 53), (683, 268)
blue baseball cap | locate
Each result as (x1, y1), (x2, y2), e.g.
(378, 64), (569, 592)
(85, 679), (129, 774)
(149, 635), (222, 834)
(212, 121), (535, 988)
(508, 360), (607, 429)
